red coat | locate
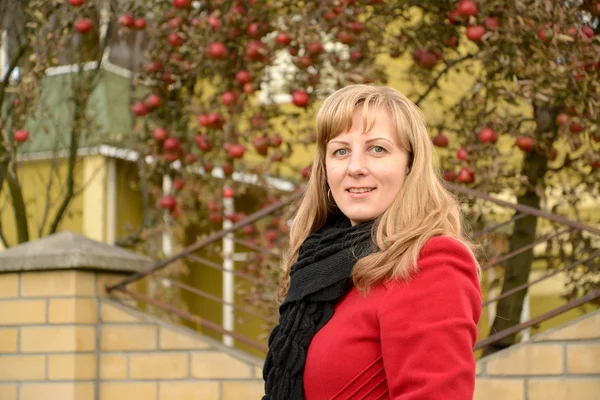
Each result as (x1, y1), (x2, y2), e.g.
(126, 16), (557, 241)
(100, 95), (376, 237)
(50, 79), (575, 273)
(303, 236), (482, 400)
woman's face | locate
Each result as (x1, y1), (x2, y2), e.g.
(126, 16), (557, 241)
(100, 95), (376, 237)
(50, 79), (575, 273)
(325, 106), (410, 226)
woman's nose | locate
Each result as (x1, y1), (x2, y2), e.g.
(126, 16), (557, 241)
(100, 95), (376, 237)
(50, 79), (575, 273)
(347, 152), (368, 177)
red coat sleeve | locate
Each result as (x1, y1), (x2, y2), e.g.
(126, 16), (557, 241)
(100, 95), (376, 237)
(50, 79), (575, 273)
(378, 236), (482, 399)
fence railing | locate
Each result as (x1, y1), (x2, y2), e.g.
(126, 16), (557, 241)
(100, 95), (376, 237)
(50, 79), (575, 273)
(108, 183), (600, 356)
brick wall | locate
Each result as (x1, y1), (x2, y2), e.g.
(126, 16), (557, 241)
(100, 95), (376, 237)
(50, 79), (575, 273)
(2, 269), (598, 400)
(0, 270), (264, 400)
(475, 310), (600, 400)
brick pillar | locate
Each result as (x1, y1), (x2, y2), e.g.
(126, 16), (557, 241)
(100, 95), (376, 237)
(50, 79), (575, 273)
(0, 232), (152, 400)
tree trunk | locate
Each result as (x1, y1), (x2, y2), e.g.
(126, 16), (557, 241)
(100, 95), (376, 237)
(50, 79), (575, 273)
(483, 104), (558, 356)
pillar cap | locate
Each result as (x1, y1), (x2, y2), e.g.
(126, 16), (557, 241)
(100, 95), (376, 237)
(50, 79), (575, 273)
(0, 231), (153, 273)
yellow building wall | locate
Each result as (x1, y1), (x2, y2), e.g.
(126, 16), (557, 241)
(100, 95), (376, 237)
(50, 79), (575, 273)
(0, 159), (84, 249)
(114, 159), (143, 242)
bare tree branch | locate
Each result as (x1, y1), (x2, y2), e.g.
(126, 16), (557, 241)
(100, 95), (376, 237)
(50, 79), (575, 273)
(0, 41), (27, 110)
(415, 54), (475, 106)
(6, 162), (29, 243)
(37, 154), (59, 237)
(0, 224), (9, 248)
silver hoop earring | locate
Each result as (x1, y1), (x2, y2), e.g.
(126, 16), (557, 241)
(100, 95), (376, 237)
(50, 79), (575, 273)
(327, 188), (335, 204)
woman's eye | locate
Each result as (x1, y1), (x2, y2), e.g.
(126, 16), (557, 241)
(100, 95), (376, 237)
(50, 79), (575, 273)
(334, 148), (348, 156)
(371, 146), (386, 153)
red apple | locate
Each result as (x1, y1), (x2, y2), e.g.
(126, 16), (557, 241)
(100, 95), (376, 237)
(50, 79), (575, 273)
(14, 129), (29, 143)
(247, 22), (263, 38)
(195, 134), (213, 152)
(160, 195), (177, 210)
(74, 18), (93, 34)
(270, 150), (284, 162)
(207, 200), (219, 212)
(209, 212), (222, 224)
(253, 136), (269, 156)
(203, 161), (214, 173)
(172, 0), (191, 8)
(134, 18), (146, 30)
(162, 73), (175, 85)
(415, 50), (438, 69)
(516, 136), (534, 152)
(163, 137), (181, 152)
(173, 178), (185, 191)
(223, 187), (235, 198)
(444, 36), (458, 47)
(119, 15), (134, 28)
(69, 0), (85, 6)
(432, 133), (449, 147)
(164, 151), (181, 162)
(145, 94), (162, 110)
(265, 229), (277, 243)
(251, 112), (265, 128)
(566, 26), (578, 38)
(301, 166), (311, 179)
(235, 70), (252, 85)
(307, 41), (324, 55)
(270, 135), (283, 148)
(208, 42), (228, 59)
(538, 25), (553, 42)
(206, 112), (224, 129)
(243, 83), (254, 93)
(457, 0), (478, 17)
(485, 17), (500, 30)
(276, 32), (292, 46)
(246, 40), (267, 61)
(570, 122), (584, 133)
(336, 32), (354, 45)
(243, 225), (255, 236)
(147, 61), (162, 73)
(131, 102), (148, 117)
(478, 127), (497, 144)
(324, 11), (337, 21)
(221, 91), (238, 107)
(443, 170), (457, 181)
(349, 50), (363, 62)
(169, 32), (185, 47)
(556, 113), (570, 127)
(153, 127), (169, 141)
(164, 151), (180, 162)
(457, 148), (468, 161)
(185, 153), (198, 164)
(448, 9), (462, 25)
(457, 167), (475, 183)
(198, 114), (210, 127)
(208, 14), (221, 29)
(466, 25), (485, 42)
(295, 56), (313, 69)
(292, 90), (309, 108)
(349, 21), (364, 33)
(169, 17), (183, 30)
(222, 163), (234, 176)
(227, 144), (246, 159)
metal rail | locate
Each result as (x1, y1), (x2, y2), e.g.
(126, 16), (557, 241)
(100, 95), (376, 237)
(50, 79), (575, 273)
(117, 286), (269, 353)
(108, 181), (600, 357)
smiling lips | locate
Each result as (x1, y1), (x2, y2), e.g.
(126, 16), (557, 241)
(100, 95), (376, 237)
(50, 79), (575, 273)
(346, 187), (376, 198)
(347, 187), (375, 193)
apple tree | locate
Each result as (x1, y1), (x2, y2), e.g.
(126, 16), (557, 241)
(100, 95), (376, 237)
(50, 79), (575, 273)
(386, 0), (600, 354)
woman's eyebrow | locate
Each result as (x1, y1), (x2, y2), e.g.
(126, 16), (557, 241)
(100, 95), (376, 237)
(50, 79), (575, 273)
(328, 137), (393, 146)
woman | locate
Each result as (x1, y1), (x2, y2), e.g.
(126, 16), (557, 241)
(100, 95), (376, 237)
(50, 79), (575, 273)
(263, 85), (482, 400)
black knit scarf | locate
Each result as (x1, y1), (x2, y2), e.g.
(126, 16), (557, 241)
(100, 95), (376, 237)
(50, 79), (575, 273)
(262, 211), (375, 400)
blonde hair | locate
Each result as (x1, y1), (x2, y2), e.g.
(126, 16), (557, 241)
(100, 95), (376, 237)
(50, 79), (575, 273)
(278, 84), (477, 302)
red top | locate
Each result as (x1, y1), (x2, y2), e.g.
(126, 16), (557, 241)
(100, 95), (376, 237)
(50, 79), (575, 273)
(303, 236), (482, 400)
